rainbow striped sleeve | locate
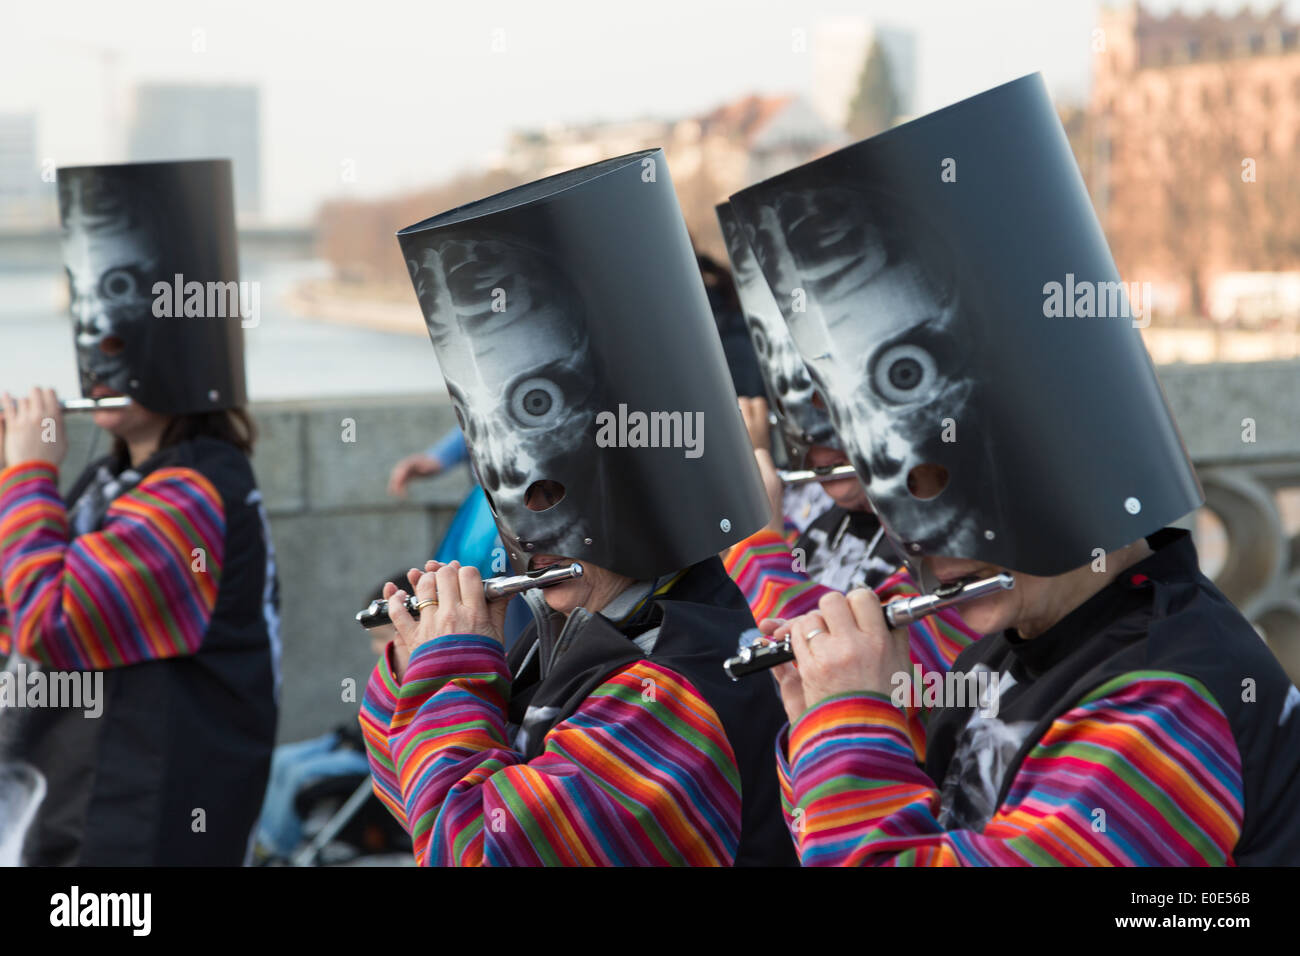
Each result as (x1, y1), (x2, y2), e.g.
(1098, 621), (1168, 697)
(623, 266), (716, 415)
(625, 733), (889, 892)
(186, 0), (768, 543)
(0, 460), (225, 670)
(359, 634), (743, 866)
(723, 528), (980, 676)
(724, 527), (829, 622)
(781, 672), (1243, 866)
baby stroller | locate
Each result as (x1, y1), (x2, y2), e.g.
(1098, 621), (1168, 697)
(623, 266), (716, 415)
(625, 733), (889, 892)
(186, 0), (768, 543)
(255, 720), (411, 866)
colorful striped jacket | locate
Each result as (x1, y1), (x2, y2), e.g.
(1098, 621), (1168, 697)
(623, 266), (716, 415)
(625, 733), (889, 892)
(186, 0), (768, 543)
(0, 459), (223, 665)
(775, 530), (1300, 866)
(359, 555), (799, 867)
(360, 635), (747, 866)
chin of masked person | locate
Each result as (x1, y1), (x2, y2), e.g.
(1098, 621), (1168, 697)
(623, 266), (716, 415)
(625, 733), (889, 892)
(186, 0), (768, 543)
(0, 160), (278, 866)
(730, 74), (1299, 866)
(358, 149), (796, 867)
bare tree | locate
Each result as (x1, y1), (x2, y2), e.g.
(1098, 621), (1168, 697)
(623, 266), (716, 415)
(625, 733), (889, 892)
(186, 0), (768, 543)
(845, 39), (900, 140)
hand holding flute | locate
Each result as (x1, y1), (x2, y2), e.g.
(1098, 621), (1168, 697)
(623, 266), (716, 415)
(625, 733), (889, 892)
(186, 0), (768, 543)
(371, 560), (582, 681)
(759, 574), (1008, 723)
(357, 562), (583, 628)
(747, 574), (1014, 727)
(1, 388), (68, 470)
(725, 573), (1014, 679)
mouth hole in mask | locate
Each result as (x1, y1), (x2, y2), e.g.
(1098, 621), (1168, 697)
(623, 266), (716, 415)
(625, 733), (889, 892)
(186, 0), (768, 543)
(907, 463), (949, 501)
(99, 336), (126, 357)
(525, 479), (565, 512)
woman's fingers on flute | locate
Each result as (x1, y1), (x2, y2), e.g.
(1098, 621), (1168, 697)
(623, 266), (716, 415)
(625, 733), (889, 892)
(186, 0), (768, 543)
(456, 564), (484, 608)
(42, 387), (61, 421)
(406, 567), (423, 590)
(433, 561), (462, 608)
(844, 587), (886, 637)
(386, 588), (415, 640)
(454, 562), (507, 644)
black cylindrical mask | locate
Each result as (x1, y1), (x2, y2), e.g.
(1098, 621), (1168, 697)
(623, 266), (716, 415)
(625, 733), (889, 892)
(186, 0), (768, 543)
(397, 148), (770, 581)
(57, 159), (247, 415)
(729, 74), (1203, 577)
(716, 201), (837, 467)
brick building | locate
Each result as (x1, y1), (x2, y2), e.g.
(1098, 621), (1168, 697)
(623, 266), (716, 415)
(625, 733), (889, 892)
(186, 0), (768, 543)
(1090, 2), (1300, 323)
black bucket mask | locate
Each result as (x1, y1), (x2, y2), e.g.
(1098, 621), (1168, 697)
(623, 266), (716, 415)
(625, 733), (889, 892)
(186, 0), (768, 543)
(398, 148), (770, 581)
(729, 74), (1203, 578)
(57, 159), (246, 415)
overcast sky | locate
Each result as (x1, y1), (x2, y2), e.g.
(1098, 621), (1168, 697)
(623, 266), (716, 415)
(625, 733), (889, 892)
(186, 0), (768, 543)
(2, 0), (1290, 221)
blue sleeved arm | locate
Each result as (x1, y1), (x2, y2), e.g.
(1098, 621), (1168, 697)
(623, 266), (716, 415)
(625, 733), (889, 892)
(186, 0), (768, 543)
(425, 428), (468, 468)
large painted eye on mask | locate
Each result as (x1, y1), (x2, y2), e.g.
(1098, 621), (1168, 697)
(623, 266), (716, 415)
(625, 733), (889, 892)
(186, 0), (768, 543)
(509, 377), (566, 428)
(98, 267), (142, 301)
(871, 343), (938, 405)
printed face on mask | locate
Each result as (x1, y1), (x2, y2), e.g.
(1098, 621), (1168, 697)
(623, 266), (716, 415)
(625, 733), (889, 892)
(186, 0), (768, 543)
(60, 176), (159, 398)
(744, 185), (983, 560)
(720, 209), (834, 461)
(411, 237), (603, 566)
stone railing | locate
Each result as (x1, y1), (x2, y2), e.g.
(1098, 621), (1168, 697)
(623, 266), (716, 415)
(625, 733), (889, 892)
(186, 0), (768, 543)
(47, 358), (1300, 741)
(1159, 360), (1300, 682)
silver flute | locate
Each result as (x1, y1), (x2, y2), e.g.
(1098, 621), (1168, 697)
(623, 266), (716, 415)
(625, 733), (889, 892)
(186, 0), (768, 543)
(61, 397), (133, 412)
(723, 572), (1015, 680)
(778, 464), (858, 486)
(0, 396), (133, 418)
(355, 562), (584, 629)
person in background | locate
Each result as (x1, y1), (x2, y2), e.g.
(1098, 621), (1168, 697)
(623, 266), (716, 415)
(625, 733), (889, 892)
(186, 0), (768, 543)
(387, 426), (467, 498)
(0, 160), (278, 865)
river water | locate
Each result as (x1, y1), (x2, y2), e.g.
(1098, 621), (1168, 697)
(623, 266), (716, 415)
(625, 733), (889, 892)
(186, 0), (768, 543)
(0, 260), (444, 401)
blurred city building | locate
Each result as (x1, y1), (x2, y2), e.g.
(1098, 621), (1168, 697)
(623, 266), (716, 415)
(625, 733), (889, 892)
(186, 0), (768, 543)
(1090, 1), (1300, 325)
(317, 91), (844, 297)
(127, 83), (262, 219)
(0, 112), (52, 227)
(496, 94), (842, 250)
